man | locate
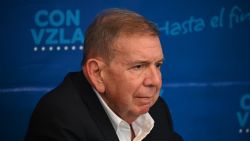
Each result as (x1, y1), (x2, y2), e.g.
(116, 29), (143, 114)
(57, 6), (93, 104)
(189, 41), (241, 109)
(25, 8), (183, 141)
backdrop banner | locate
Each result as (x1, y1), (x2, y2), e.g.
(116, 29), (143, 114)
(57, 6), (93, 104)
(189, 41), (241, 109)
(0, 0), (250, 141)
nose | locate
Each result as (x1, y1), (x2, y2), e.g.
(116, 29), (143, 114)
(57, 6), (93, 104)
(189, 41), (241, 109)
(143, 65), (162, 87)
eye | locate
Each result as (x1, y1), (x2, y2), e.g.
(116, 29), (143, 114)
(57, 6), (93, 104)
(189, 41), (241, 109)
(155, 63), (162, 69)
(133, 64), (145, 70)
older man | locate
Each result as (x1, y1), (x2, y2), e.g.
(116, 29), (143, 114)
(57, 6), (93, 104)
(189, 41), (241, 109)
(25, 8), (182, 141)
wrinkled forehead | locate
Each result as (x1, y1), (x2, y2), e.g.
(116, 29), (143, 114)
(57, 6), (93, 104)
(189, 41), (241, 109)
(113, 33), (161, 49)
(111, 34), (163, 61)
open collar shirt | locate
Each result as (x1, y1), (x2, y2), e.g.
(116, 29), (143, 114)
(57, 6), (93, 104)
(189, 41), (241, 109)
(94, 89), (155, 141)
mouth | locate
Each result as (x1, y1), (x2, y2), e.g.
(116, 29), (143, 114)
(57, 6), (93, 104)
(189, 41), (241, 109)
(135, 96), (153, 105)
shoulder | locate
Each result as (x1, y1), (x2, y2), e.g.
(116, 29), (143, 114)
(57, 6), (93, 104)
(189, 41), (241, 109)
(25, 72), (100, 140)
(150, 97), (171, 117)
(33, 71), (92, 119)
(146, 97), (183, 141)
(35, 72), (86, 113)
(149, 97), (173, 129)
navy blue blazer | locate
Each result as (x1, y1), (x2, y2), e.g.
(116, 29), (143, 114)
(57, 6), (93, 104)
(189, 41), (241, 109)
(25, 72), (183, 141)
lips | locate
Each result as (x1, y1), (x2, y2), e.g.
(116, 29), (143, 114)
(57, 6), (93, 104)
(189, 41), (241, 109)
(135, 96), (153, 105)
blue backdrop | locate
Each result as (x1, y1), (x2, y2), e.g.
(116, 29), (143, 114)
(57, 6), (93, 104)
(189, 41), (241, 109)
(0, 0), (250, 141)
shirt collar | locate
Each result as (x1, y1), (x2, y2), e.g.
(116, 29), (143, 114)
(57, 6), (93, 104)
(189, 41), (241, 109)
(93, 88), (123, 131)
(93, 88), (155, 141)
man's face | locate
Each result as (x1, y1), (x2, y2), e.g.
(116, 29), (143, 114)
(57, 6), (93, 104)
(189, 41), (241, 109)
(101, 35), (163, 123)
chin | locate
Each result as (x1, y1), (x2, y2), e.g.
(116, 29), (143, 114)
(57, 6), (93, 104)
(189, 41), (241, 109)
(137, 104), (151, 115)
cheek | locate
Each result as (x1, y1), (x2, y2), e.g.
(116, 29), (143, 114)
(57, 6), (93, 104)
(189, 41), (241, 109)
(105, 75), (136, 102)
(103, 69), (122, 90)
(114, 82), (140, 106)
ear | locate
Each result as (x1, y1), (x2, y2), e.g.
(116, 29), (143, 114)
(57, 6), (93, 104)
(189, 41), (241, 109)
(83, 59), (106, 93)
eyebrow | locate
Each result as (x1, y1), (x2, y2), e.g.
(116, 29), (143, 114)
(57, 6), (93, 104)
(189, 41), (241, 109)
(128, 58), (164, 65)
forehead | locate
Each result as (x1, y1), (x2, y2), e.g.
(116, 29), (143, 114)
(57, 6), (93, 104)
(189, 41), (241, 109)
(112, 35), (164, 62)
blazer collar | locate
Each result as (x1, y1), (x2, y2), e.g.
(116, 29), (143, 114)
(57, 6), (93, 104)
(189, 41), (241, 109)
(69, 71), (119, 141)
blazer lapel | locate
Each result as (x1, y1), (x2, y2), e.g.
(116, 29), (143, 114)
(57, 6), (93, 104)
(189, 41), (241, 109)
(71, 72), (119, 141)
